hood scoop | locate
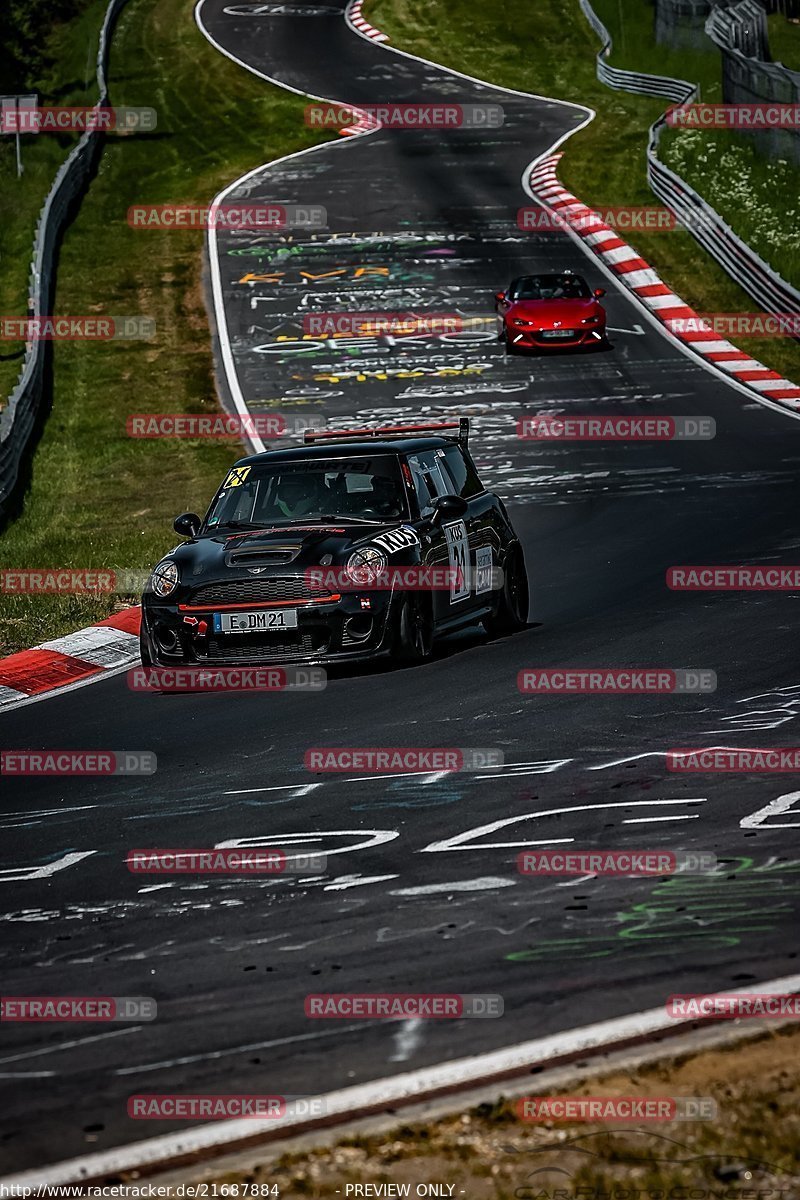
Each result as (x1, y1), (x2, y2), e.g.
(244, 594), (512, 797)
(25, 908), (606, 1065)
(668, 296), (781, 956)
(226, 545), (301, 568)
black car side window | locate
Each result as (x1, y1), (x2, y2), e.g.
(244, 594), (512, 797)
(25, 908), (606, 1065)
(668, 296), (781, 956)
(407, 456), (436, 517)
(442, 445), (484, 499)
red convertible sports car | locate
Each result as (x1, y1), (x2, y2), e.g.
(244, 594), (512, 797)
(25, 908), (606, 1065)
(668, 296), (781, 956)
(495, 271), (607, 353)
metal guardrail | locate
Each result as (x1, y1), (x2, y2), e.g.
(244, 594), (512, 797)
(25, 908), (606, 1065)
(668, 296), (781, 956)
(0, 0), (128, 522)
(578, 0), (800, 334)
(579, 0), (698, 102)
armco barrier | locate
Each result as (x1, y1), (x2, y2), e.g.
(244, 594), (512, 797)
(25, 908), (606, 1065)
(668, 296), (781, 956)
(578, 0), (800, 338)
(578, 0), (698, 103)
(0, 0), (128, 524)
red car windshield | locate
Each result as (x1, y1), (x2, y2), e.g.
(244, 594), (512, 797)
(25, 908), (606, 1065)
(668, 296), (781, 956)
(509, 274), (591, 301)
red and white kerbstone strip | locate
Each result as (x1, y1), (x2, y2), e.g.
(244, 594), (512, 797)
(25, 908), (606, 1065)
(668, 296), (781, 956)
(347, 0), (389, 43)
(338, 104), (382, 138)
(528, 153), (800, 410)
(0, 607), (140, 710)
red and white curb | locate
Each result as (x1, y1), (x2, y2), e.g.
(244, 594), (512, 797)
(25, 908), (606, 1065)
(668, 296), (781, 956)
(346, 0), (389, 43)
(338, 104), (381, 138)
(0, 607), (140, 712)
(528, 154), (800, 410)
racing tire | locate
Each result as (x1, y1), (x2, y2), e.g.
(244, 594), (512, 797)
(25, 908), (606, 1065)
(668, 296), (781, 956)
(484, 543), (529, 636)
(503, 330), (519, 356)
(393, 592), (434, 664)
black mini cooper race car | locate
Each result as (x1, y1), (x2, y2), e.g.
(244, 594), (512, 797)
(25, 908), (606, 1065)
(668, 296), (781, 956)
(140, 420), (529, 668)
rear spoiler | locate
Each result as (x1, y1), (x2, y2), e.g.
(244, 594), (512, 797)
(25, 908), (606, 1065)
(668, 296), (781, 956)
(304, 418), (469, 449)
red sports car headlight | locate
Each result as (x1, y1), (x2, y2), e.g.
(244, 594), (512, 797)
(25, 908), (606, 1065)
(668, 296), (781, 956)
(581, 315), (601, 325)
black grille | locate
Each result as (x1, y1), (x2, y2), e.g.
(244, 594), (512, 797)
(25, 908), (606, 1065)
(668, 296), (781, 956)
(203, 631), (328, 662)
(187, 576), (333, 606)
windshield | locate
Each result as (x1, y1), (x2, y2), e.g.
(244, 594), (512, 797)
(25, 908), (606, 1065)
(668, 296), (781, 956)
(204, 455), (409, 530)
(510, 274), (591, 301)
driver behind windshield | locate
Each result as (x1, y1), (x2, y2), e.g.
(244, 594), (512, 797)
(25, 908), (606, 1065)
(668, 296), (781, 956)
(511, 274), (589, 300)
(367, 474), (402, 517)
(274, 475), (322, 519)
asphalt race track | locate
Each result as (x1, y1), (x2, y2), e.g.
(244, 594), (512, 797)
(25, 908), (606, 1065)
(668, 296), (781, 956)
(2, 0), (800, 1175)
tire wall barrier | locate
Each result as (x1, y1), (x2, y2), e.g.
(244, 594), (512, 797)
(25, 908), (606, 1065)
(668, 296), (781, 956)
(579, 0), (800, 336)
(0, 0), (128, 524)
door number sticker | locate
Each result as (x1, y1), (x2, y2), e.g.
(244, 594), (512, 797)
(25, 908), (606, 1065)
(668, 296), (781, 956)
(444, 521), (470, 603)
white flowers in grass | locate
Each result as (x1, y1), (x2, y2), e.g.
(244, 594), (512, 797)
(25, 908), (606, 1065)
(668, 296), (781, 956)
(662, 131), (800, 282)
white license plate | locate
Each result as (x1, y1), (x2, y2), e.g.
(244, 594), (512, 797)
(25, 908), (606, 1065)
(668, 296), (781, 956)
(542, 329), (574, 339)
(213, 610), (298, 633)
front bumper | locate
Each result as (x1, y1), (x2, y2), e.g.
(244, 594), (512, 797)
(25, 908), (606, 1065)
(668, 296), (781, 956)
(506, 324), (605, 350)
(141, 590), (397, 667)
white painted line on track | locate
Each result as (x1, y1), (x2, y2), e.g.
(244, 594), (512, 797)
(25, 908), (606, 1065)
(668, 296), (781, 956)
(389, 877), (515, 896)
(8, 972), (800, 1187)
(0, 1026), (143, 1067)
(420, 798), (707, 852)
(223, 782), (322, 796)
(324, 873), (399, 890)
(113, 1022), (384, 1076)
(622, 814), (700, 823)
(390, 1018), (424, 1063)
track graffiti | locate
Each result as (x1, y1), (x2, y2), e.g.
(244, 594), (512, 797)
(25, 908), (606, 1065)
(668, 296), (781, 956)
(289, 362), (496, 383)
(505, 857), (800, 962)
(251, 332), (496, 355)
(237, 266), (395, 284)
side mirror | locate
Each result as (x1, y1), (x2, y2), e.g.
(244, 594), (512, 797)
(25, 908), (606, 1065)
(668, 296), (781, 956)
(495, 291), (506, 303)
(430, 494), (468, 524)
(173, 512), (201, 538)
(594, 288), (606, 298)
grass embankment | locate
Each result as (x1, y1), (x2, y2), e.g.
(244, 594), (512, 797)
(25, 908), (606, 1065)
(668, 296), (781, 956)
(189, 1026), (800, 1196)
(0, 0), (332, 655)
(364, 0), (800, 380)
(0, 0), (109, 403)
(768, 12), (800, 71)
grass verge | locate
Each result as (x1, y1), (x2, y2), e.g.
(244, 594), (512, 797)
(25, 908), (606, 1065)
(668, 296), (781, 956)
(185, 1026), (800, 1196)
(0, 0), (111, 403)
(660, 130), (800, 290)
(364, 0), (800, 382)
(0, 0), (332, 656)
(768, 12), (800, 71)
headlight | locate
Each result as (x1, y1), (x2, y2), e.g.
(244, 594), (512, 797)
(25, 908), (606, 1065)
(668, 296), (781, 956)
(345, 547), (387, 587)
(581, 315), (601, 325)
(512, 318), (529, 328)
(150, 559), (179, 597)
